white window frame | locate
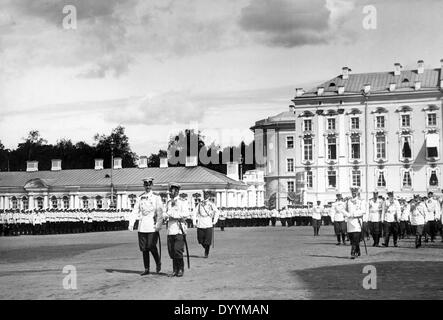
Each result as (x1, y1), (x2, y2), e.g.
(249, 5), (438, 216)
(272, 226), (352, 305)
(400, 113), (412, 129)
(349, 134), (361, 161)
(51, 196), (58, 209)
(303, 119), (313, 132)
(399, 135), (413, 161)
(287, 180), (295, 193)
(374, 134), (387, 161)
(11, 197), (18, 209)
(37, 197), (44, 210)
(427, 167), (441, 189)
(375, 114), (386, 129)
(375, 168), (387, 190)
(326, 135), (338, 161)
(286, 136), (294, 149)
(400, 168), (413, 190)
(426, 112), (437, 128)
(350, 116), (360, 130)
(22, 197), (29, 210)
(63, 196), (69, 209)
(327, 169), (337, 189)
(306, 171), (313, 189)
(351, 169), (361, 188)
(327, 117), (336, 131)
(286, 158), (294, 173)
(82, 197), (89, 209)
(302, 137), (313, 162)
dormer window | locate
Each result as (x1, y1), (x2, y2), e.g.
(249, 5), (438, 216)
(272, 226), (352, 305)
(427, 113), (437, 127)
(376, 115), (385, 129)
(401, 114), (411, 128)
(303, 119), (312, 131)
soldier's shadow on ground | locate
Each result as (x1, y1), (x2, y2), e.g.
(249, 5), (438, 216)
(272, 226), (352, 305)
(105, 269), (170, 277)
(189, 255), (206, 259)
(307, 254), (351, 260)
(292, 261), (443, 299)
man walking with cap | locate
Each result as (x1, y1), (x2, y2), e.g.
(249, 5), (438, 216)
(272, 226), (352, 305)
(311, 201), (323, 236)
(193, 190), (219, 258)
(368, 192), (383, 247)
(128, 177), (164, 276)
(164, 183), (189, 277)
(410, 195), (426, 248)
(345, 188), (365, 259)
(424, 191), (440, 243)
(382, 191), (401, 247)
(330, 194), (347, 245)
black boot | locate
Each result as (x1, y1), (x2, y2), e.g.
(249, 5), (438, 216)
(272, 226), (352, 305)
(336, 235), (341, 245)
(350, 246), (355, 259)
(342, 234), (346, 245)
(170, 259), (178, 277)
(140, 251), (150, 276)
(204, 245), (210, 258)
(176, 259), (184, 277)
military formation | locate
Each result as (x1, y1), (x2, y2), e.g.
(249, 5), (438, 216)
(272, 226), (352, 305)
(327, 189), (443, 259)
(0, 208), (129, 236)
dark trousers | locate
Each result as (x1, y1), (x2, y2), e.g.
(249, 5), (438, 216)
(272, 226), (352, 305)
(271, 217), (276, 226)
(349, 232), (361, 257)
(138, 232), (160, 270)
(334, 221), (347, 243)
(312, 218), (321, 236)
(413, 225), (425, 248)
(369, 221), (382, 246)
(167, 234), (185, 259)
(383, 222), (399, 246)
(425, 220), (437, 241)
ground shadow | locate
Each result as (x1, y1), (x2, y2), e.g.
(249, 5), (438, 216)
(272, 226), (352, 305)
(189, 255), (207, 259)
(105, 269), (170, 277)
(307, 254), (352, 260)
(292, 260), (443, 299)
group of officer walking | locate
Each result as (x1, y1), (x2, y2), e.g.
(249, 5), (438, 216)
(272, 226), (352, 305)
(0, 208), (128, 236)
(325, 189), (443, 259)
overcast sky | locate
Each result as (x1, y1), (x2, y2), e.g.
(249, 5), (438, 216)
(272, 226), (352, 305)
(1, 0), (443, 156)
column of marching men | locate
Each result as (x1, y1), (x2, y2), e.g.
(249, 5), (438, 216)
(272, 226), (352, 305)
(0, 208), (129, 236)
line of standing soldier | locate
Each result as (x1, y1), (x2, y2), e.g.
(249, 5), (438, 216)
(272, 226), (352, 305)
(0, 208), (129, 236)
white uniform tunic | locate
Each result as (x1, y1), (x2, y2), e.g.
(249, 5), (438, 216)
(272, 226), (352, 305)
(193, 200), (219, 229)
(383, 199), (401, 222)
(345, 198), (365, 233)
(312, 205), (323, 220)
(129, 191), (163, 233)
(410, 202), (426, 226)
(330, 200), (347, 222)
(424, 198), (441, 222)
(368, 199), (383, 222)
(164, 197), (189, 235)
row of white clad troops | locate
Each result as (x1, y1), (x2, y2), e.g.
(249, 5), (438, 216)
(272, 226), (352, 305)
(0, 209), (129, 236)
(317, 189), (443, 259)
(216, 207), (274, 228)
(271, 206), (333, 227)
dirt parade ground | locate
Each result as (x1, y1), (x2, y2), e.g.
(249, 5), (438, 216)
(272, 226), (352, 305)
(1, 225), (443, 300)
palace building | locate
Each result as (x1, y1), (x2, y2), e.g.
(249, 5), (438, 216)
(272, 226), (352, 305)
(252, 60), (443, 208)
(0, 156), (265, 211)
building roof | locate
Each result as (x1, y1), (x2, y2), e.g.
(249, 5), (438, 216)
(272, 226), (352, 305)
(251, 111), (296, 130)
(0, 166), (247, 190)
(300, 68), (442, 98)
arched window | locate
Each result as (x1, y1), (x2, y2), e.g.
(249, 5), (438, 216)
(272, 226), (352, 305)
(22, 196), (29, 210)
(11, 196), (18, 209)
(36, 197), (44, 210)
(51, 196), (58, 209)
(82, 196), (89, 209)
(63, 196), (69, 209)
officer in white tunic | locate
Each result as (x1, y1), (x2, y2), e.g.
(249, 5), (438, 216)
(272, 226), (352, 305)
(311, 201), (323, 236)
(193, 190), (219, 258)
(164, 183), (190, 277)
(424, 191), (441, 243)
(330, 194), (348, 245)
(345, 188), (365, 259)
(368, 192), (383, 247)
(410, 195), (426, 248)
(382, 192), (401, 247)
(128, 178), (164, 276)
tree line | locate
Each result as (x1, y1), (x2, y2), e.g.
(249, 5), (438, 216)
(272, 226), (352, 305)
(0, 127), (256, 177)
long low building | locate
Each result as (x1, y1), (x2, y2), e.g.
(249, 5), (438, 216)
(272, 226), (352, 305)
(0, 156), (265, 210)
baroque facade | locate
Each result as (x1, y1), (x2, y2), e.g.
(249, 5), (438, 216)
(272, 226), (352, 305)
(252, 60), (443, 208)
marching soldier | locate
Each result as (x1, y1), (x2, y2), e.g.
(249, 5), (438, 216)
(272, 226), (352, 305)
(368, 192), (383, 247)
(271, 208), (278, 227)
(163, 183), (190, 277)
(330, 194), (347, 245)
(382, 191), (401, 247)
(345, 188), (365, 259)
(399, 199), (411, 239)
(410, 195), (426, 248)
(424, 192), (440, 243)
(128, 178), (164, 276)
(218, 207), (226, 231)
(193, 190), (219, 258)
(311, 201), (323, 236)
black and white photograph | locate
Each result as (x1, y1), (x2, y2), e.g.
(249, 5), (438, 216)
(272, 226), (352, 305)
(0, 0), (443, 306)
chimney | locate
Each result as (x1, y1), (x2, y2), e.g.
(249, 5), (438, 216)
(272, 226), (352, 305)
(363, 83), (371, 94)
(317, 87), (324, 96)
(51, 159), (61, 171)
(394, 63), (402, 76)
(342, 67), (351, 80)
(160, 157), (168, 168)
(295, 88), (304, 97)
(414, 81), (421, 90)
(389, 83), (396, 92)
(26, 161), (38, 172)
(226, 161), (239, 181)
(113, 157), (122, 169)
(338, 86), (345, 95)
(138, 156), (148, 168)
(417, 60), (424, 74)
(94, 159), (104, 170)
(185, 155), (198, 167)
